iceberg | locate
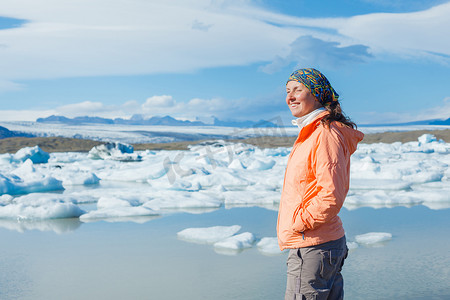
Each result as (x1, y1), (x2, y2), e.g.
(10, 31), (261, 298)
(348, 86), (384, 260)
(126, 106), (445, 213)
(256, 237), (283, 255)
(355, 232), (392, 246)
(88, 142), (142, 161)
(79, 196), (158, 221)
(0, 161), (64, 196)
(0, 193), (84, 220)
(13, 146), (50, 164)
(213, 232), (255, 250)
(177, 225), (241, 244)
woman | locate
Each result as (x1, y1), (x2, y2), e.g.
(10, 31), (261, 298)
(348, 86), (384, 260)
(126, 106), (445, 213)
(277, 68), (364, 300)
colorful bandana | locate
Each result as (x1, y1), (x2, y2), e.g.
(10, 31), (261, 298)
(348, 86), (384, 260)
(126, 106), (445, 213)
(287, 68), (339, 105)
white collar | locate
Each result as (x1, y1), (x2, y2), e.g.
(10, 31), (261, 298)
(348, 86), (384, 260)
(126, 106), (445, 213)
(291, 108), (326, 129)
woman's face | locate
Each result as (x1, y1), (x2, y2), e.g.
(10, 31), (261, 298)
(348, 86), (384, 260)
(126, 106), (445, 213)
(286, 81), (322, 118)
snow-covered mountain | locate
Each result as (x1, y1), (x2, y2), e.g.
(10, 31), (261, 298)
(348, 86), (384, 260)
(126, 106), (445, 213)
(36, 114), (279, 127)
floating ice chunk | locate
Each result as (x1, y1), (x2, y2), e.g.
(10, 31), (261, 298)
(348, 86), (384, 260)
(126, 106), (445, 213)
(79, 195), (158, 221)
(49, 152), (87, 163)
(246, 159), (275, 171)
(347, 241), (359, 250)
(13, 146), (50, 164)
(214, 232), (255, 250)
(97, 161), (167, 182)
(222, 190), (280, 206)
(263, 147), (290, 157)
(246, 182), (279, 192)
(79, 206), (158, 221)
(177, 225), (241, 244)
(88, 142), (142, 161)
(350, 179), (411, 190)
(353, 155), (380, 173)
(355, 232), (392, 245)
(228, 159), (245, 169)
(257, 237), (282, 255)
(0, 193), (84, 219)
(147, 176), (201, 191)
(423, 201), (450, 210)
(402, 171), (443, 184)
(0, 153), (13, 165)
(11, 159), (35, 177)
(418, 134), (436, 144)
(144, 191), (221, 212)
(97, 196), (134, 209)
(0, 194), (14, 206)
(195, 171), (249, 188)
(407, 188), (450, 209)
(347, 187), (450, 210)
(345, 190), (423, 209)
(50, 167), (100, 186)
(0, 167), (64, 196)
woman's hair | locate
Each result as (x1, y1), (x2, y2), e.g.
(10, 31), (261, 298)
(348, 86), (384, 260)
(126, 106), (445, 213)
(321, 101), (357, 129)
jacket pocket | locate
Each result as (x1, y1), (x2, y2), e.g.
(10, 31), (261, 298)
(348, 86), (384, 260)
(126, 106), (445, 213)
(291, 204), (306, 233)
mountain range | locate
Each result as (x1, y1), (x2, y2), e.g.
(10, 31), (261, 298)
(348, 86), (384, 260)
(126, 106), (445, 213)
(364, 118), (450, 126)
(36, 114), (279, 127)
(0, 126), (33, 139)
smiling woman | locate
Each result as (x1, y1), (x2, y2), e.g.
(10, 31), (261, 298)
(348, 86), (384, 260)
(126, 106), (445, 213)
(278, 68), (363, 299)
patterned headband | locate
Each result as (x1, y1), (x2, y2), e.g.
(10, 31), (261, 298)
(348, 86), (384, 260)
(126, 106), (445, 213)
(287, 68), (339, 105)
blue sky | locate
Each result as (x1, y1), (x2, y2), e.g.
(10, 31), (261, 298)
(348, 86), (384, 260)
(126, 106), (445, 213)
(0, 0), (449, 125)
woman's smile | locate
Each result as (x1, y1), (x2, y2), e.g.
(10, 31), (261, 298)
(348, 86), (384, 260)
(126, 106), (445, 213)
(286, 81), (322, 118)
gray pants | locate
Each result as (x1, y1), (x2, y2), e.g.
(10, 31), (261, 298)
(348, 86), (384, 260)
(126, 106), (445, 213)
(285, 236), (348, 300)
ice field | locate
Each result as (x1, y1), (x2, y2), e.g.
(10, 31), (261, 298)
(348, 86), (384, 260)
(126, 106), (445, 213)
(2, 120), (450, 143)
(1, 130), (450, 299)
(1, 133), (449, 221)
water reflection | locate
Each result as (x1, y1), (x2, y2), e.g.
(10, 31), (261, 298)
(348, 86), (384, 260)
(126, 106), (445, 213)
(0, 218), (82, 234)
(80, 215), (160, 224)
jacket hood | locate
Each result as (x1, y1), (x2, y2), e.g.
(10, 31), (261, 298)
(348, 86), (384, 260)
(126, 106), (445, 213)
(297, 111), (364, 154)
(335, 122), (364, 154)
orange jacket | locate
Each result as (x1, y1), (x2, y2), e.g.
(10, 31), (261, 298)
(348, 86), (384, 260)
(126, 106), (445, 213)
(277, 112), (364, 250)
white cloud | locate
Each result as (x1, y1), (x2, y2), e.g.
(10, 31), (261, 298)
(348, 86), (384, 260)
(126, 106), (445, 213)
(142, 95), (175, 110)
(0, 0), (293, 81)
(0, 92), (289, 122)
(0, 0), (447, 87)
(0, 109), (56, 121)
(249, 2), (450, 64)
(50, 100), (140, 119)
(192, 20), (213, 32)
(260, 35), (372, 73)
(55, 101), (108, 116)
(420, 97), (450, 121)
(356, 96), (450, 124)
(0, 79), (24, 92)
(139, 95), (237, 119)
(337, 4), (450, 60)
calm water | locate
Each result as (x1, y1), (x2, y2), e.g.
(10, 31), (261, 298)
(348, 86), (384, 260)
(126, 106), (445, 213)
(1, 205), (449, 300)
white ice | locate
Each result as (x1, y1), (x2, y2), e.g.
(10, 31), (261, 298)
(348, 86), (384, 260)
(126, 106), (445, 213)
(88, 142), (142, 161)
(0, 131), (449, 221)
(177, 225), (242, 244)
(256, 237), (283, 255)
(0, 159), (64, 195)
(346, 241), (359, 250)
(178, 226), (270, 255)
(1, 121), (449, 144)
(354, 232), (392, 245)
(213, 232), (255, 250)
(79, 196), (158, 221)
(0, 193), (84, 220)
(13, 146), (50, 164)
